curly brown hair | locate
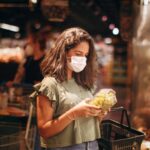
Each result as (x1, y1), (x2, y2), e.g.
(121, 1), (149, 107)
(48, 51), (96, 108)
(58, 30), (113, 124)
(41, 27), (98, 89)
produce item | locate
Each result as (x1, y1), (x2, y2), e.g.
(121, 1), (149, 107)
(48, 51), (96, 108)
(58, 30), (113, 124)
(89, 89), (117, 110)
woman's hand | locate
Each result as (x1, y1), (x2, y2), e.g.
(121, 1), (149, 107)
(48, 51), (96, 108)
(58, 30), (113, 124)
(66, 98), (102, 120)
(96, 108), (110, 121)
(96, 110), (108, 121)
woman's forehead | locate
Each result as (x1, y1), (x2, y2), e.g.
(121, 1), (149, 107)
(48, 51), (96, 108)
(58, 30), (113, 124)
(72, 41), (89, 53)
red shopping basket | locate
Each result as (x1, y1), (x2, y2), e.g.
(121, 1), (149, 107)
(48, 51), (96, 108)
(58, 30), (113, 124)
(98, 107), (145, 150)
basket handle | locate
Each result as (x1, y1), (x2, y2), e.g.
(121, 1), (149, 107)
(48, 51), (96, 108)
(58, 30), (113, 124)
(111, 106), (131, 128)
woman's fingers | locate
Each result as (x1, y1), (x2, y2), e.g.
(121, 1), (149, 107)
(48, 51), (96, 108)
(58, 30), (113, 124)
(97, 110), (108, 120)
(86, 104), (102, 110)
(88, 107), (101, 116)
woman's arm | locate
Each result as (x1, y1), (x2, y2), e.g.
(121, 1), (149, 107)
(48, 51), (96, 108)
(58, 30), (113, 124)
(36, 94), (74, 139)
(37, 94), (102, 139)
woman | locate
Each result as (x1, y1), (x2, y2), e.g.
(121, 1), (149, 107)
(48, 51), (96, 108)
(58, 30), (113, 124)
(31, 27), (107, 150)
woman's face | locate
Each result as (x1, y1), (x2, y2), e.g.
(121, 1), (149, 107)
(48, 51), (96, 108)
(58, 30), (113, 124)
(66, 41), (90, 74)
(67, 41), (89, 59)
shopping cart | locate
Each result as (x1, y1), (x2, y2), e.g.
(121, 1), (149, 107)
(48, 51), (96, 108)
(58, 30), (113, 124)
(0, 84), (36, 150)
(98, 107), (145, 150)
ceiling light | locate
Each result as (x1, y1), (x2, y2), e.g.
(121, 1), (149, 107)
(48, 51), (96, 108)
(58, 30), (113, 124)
(31, 0), (37, 4)
(0, 23), (19, 32)
(109, 24), (115, 30)
(101, 16), (108, 22)
(112, 28), (119, 35)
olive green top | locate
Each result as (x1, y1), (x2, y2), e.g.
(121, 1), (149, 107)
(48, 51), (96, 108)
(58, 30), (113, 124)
(30, 76), (101, 148)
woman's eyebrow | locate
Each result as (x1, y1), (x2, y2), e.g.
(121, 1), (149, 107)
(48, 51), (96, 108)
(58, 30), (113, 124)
(75, 49), (86, 53)
(74, 49), (89, 55)
(74, 49), (82, 52)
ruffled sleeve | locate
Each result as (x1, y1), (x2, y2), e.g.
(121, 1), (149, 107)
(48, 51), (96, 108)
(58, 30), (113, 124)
(30, 77), (59, 107)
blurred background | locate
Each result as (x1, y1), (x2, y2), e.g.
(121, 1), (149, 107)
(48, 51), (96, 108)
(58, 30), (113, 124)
(0, 0), (150, 149)
(0, 0), (131, 87)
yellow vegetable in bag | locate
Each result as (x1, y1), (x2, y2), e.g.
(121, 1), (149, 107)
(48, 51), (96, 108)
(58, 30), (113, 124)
(89, 89), (117, 110)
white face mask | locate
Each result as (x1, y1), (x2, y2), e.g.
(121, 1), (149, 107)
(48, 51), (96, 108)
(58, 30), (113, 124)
(68, 56), (87, 73)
